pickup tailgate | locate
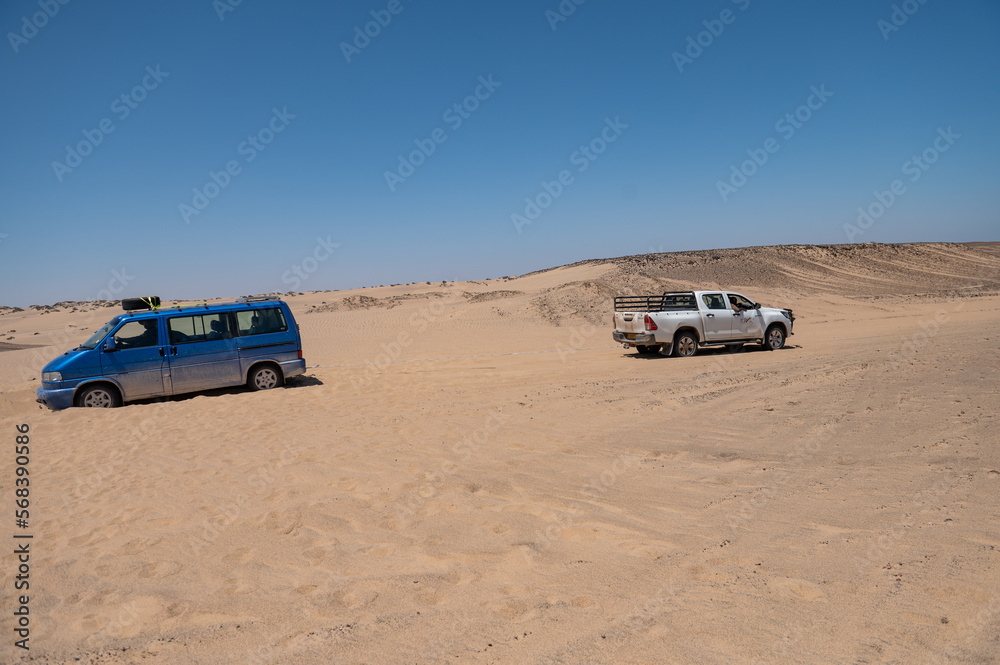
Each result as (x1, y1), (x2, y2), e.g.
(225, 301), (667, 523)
(614, 312), (648, 337)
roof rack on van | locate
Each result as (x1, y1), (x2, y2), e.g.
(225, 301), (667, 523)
(122, 300), (211, 315)
(236, 296), (281, 303)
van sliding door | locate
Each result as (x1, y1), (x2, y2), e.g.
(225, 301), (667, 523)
(165, 312), (242, 394)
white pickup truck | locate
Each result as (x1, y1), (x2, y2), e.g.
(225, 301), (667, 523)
(612, 291), (795, 357)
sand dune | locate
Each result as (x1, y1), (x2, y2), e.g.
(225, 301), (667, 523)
(1, 242), (999, 664)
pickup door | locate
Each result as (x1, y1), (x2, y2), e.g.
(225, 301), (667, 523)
(728, 292), (765, 339)
(699, 293), (733, 341)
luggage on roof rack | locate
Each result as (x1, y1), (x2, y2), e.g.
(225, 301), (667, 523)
(121, 296), (161, 311)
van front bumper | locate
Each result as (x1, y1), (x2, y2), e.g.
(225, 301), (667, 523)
(36, 385), (76, 410)
(613, 331), (656, 346)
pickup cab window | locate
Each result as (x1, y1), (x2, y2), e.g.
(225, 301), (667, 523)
(702, 293), (727, 310)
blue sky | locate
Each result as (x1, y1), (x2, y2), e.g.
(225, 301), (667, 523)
(1, 0), (997, 306)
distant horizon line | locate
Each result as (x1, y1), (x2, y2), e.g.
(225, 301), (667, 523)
(2, 239), (995, 310)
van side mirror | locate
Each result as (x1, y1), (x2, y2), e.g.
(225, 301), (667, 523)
(103, 338), (117, 352)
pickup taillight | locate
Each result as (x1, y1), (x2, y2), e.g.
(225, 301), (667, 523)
(644, 315), (657, 331)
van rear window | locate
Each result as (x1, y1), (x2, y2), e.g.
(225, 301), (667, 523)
(168, 313), (232, 344)
(236, 308), (288, 336)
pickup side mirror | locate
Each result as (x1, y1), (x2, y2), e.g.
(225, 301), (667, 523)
(754, 303), (761, 309)
(103, 338), (117, 352)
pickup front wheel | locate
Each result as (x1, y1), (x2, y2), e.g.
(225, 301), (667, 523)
(673, 332), (698, 358)
(765, 325), (786, 350)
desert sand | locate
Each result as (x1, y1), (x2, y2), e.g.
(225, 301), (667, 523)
(1, 241), (999, 664)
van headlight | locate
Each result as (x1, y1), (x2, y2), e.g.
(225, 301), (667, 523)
(42, 372), (62, 383)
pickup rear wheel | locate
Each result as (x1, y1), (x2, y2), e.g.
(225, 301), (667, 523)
(765, 325), (786, 350)
(673, 332), (698, 358)
(636, 345), (660, 356)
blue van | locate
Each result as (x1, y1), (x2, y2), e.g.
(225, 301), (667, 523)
(36, 296), (306, 409)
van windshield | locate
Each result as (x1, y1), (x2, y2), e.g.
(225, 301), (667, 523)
(78, 317), (120, 350)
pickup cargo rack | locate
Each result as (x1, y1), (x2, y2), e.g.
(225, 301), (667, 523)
(614, 292), (697, 312)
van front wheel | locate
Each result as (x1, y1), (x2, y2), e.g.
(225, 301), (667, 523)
(77, 384), (122, 408)
(248, 365), (284, 391)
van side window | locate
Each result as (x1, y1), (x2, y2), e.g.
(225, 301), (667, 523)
(702, 293), (727, 310)
(168, 313), (232, 344)
(236, 308), (288, 336)
(115, 319), (159, 349)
